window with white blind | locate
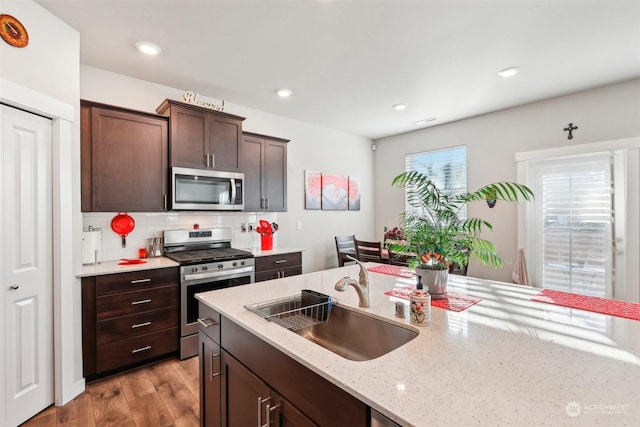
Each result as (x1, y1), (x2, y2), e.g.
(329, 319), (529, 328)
(404, 146), (467, 218)
(525, 153), (612, 298)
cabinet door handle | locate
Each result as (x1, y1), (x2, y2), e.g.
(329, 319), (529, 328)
(131, 345), (151, 354)
(197, 317), (217, 328)
(211, 154), (215, 168)
(267, 404), (280, 426)
(131, 321), (151, 329)
(260, 198), (264, 209)
(274, 259), (287, 264)
(204, 153), (209, 167)
(209, 352), (220, 381)
(131, 299), (151, 305)
(163, 194), (167, 210)
(258, 396), (270, 427)
(265, 198), (269, 210)
(130, 278), (151, 284)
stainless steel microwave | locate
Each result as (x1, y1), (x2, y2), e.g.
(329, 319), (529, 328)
(171, 167), (244, 211)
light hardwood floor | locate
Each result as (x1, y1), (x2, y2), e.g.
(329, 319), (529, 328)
(21, 356), (200, 427)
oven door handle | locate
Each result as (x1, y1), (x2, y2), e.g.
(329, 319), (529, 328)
(183, 266), (254, 282)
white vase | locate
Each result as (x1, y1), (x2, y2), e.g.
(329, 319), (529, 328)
(415, 267), (448, 300)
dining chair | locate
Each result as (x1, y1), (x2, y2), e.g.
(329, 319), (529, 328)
(449, 262), (469, 276)
(354, 238), (384, 263)
(335, 235), (357, 267)
(388, 251), (411, 266)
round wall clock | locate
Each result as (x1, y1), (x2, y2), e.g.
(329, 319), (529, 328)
(0, 14), (29, 48)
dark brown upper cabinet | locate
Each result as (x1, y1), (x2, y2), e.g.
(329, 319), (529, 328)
(156, 99), (245, 172)
(81, 100), (169, 212)
(241, 132), (289, 212)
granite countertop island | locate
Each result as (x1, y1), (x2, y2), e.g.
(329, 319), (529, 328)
(196, 263), (640, 426)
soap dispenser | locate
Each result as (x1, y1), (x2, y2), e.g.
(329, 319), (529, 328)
(410, 273), (431, 326)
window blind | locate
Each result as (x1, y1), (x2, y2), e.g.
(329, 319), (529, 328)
(531, 153), (612, 297)
(404, 146), (467, 218)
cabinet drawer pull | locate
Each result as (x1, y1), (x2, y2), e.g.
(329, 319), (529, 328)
(131, 345), (151, 354)
(131, 299), (152, 305)
(131, 321), (151, 329)
(130, 278), (151, 284)
(274, 259), (287, 264)
(197, 317), (217, 328)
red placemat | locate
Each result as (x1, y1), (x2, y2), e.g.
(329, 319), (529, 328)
(368, 264), (415, 278)
(531, 289), (640, 321)
(384, 286), (482, 312)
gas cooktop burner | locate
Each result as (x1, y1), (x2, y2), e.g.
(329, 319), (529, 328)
(166, 247), (254, 264)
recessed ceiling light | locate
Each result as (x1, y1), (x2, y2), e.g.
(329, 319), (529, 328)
(498, 66), (519, 78)
(275, 88), (293, 98)
(411, 117), (437, 126)
(135, 41), (162, 56)
(393, 104), (407, 111)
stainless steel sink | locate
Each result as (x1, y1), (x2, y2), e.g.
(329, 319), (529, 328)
(293, 304), (418, 361)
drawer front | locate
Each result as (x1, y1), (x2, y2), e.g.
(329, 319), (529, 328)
(198, 302), (221, 344)
(97, 307), (178, 345)
(255, 252), (301, 272)
(97, 284), (178, 320)
(97, 327), (179, 373)
(96, 267), (179, 296)
(255, 265), (302, 283)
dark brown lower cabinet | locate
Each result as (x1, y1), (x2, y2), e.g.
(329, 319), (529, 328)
(254, 252), (302, 282)
(200, 330), (221, 427)
(221, 349), (315, 427)
(198, 302), (368, 427)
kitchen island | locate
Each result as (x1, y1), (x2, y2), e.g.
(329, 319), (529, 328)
(196, 263), (640, 426)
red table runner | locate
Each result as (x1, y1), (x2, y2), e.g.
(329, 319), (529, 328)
(531, 289), (640, 321)
(368, 264), (415, 278)
(384, 286), (482, 312)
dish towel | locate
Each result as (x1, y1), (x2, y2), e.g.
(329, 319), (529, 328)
(512, 248), (530, 285)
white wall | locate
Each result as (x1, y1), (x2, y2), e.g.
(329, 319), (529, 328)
(1, 0), (83, 408)
(374, 78), (640, 282)
(80, 66), (375, 273)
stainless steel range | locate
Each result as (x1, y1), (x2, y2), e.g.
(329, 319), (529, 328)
(164, 227), (254, 359)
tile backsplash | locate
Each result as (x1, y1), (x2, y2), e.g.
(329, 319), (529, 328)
(82, 211), (278, 262)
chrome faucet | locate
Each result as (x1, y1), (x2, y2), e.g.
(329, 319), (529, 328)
(335, 255), (370, 307)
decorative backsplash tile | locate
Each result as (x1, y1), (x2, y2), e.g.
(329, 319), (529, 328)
(83, 211), (278, 262)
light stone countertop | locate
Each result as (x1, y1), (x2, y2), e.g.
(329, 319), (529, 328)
(196, 263), (640, 426)
(242, 246), (303, 257)
(76, 256), (179, 277)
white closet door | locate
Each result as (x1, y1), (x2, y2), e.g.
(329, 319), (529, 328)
(1, 104), (53, 426)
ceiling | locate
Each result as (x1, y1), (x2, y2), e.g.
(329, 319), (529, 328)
(36, 0), (640, 140)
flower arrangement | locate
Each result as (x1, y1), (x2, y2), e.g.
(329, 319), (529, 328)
(384, 226), (406, 242)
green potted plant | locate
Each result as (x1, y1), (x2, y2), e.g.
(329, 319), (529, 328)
(391, 171), (533, 298)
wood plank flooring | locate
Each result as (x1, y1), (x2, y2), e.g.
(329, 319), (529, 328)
(21, 357), (199, 427)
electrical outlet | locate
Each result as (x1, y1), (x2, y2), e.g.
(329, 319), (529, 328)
(297, 221), (302, 230)
(241, 223), (247, 232)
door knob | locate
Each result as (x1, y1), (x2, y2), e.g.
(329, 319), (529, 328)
(9, 284), (19, 290)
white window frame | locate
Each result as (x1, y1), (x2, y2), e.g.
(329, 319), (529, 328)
(516, 137), (640, 303)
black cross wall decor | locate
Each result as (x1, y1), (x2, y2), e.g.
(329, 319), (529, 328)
(563, 123), (578, 140)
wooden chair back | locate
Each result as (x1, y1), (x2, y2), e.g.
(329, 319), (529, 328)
(335, 235), (356, 267)
(354, 238), (384, 263)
